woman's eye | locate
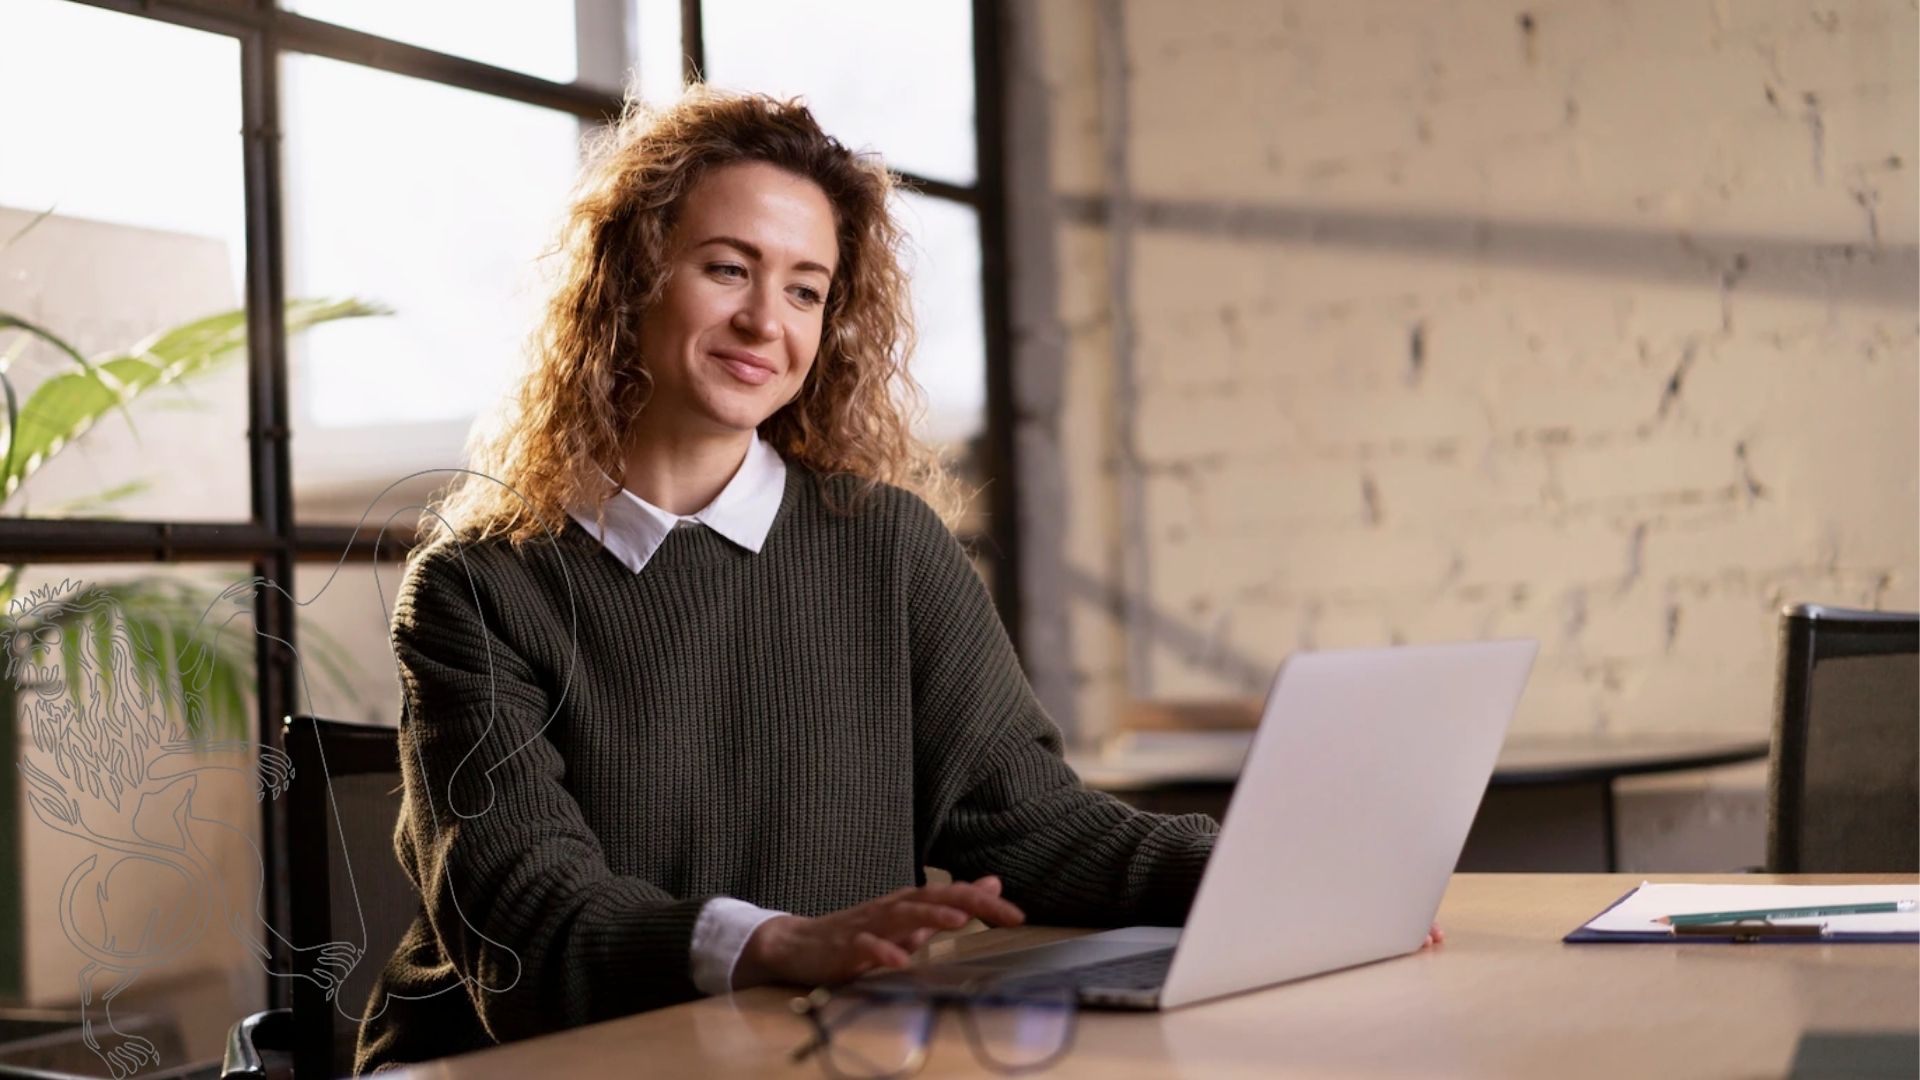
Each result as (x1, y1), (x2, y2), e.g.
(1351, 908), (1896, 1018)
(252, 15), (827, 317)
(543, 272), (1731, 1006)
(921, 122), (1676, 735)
(708, 263), (747, 280)
(792, 285), (824, 306)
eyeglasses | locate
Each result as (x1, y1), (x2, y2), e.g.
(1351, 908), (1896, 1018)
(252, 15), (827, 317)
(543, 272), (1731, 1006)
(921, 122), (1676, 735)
(789, 982), (1079, 1079)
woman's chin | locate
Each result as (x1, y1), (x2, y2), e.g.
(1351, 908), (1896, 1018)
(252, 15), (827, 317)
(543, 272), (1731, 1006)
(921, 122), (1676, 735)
(711, 385), (794, 429)
(691, 400), (780, 437)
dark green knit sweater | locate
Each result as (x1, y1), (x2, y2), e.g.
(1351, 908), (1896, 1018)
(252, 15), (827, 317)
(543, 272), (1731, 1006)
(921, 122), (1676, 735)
(354, 468), (1217, 1073)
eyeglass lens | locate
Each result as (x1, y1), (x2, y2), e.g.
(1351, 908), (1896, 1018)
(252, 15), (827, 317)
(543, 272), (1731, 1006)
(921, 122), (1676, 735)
(817, 994), (935, 1080)
(961, 991), (1077, 1072)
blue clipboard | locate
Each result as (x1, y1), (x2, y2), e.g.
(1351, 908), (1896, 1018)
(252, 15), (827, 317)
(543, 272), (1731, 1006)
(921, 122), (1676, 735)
(1564, 887), (1920, 944)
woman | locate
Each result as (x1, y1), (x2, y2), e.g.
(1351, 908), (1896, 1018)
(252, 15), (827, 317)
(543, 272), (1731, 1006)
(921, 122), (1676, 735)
(353, 88), (1219, 1073)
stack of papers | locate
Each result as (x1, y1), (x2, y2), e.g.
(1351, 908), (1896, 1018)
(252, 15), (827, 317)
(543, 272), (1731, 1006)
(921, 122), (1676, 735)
(1576, 883), (1920, 939)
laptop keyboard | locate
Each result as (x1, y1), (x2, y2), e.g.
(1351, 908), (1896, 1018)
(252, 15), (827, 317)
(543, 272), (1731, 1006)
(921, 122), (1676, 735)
(993, 947), (1175, 994)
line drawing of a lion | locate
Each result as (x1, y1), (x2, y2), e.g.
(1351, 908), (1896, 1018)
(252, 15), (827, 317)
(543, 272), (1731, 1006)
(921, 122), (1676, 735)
(10, 577), (360, 1078)
(12, 471), (571, 1077)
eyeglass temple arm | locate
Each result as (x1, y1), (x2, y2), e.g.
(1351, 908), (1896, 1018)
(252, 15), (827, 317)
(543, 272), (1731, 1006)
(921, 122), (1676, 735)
(789, 990), (924, 1065)
(789, 995), (833, 1063)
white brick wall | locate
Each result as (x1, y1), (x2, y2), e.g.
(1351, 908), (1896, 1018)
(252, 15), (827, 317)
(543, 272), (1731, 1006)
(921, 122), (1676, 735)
(1019, 0), (1918, 762)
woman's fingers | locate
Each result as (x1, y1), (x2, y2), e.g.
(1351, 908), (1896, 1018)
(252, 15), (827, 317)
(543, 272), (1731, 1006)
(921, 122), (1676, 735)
(791, 877), (1028, 984)
(853, 930), (911, 970)
(907, 881), (1025, 926)
(873, 900), (973, 938)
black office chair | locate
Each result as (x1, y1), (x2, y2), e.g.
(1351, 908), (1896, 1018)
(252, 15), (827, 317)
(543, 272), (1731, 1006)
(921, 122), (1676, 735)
(223, 716), (413, 1079)
(1767, 604), (1920, 873)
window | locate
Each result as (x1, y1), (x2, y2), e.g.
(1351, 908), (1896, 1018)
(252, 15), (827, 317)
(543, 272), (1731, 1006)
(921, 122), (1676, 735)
(0, 1), (1010, 1068)
(700, 0), (978, 184)
(896, 189), (988, 449)
(280, 0), (580, 83)
(281, 54), (584, 521)
(0, 0), (251, 522)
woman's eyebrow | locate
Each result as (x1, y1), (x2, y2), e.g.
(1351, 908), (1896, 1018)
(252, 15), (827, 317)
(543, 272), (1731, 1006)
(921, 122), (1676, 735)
(694, 235), (832, 277)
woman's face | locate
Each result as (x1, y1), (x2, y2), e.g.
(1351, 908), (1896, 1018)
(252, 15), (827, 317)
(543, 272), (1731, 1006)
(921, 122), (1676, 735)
(636, 161), (839, 442)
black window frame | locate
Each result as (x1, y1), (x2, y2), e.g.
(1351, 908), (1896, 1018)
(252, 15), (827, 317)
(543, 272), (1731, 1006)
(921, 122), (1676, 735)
(4, 0), (1016, 1011)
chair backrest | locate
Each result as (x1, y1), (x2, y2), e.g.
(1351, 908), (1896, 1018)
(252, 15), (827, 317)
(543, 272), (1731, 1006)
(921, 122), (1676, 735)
(283, 715), (413, 1079)
(1767, 605), (1920, 873)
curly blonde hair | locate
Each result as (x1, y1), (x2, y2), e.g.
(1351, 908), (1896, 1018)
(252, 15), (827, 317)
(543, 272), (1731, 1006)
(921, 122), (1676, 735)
(427, 87), (966, 547)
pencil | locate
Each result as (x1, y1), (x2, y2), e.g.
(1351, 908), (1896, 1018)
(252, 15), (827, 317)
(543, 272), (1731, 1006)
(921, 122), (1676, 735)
(1657, 900), (1917, 926)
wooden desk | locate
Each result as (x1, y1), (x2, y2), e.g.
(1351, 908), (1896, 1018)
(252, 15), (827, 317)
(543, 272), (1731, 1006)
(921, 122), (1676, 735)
(1070, 733), (1772, 871)
(386, 874), (1917, 1080)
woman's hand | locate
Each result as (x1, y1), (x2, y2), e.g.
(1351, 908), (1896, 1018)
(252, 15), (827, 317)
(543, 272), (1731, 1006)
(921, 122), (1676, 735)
(735, 876), (1025, 988)
(1422, 922), (1445, 949)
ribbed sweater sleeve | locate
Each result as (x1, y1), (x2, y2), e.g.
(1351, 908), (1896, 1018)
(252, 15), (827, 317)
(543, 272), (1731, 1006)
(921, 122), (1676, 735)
(901, 497), (1219, 926)
(390, 544), (712, 1042)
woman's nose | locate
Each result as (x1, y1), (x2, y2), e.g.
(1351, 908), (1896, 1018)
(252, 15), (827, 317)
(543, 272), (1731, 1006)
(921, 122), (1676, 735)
(731, 292), (779, 341)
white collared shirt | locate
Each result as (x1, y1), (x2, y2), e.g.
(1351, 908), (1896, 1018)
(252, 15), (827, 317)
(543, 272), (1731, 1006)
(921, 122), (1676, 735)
(568, 432), (789, 993)
(568, 430), (788, 573)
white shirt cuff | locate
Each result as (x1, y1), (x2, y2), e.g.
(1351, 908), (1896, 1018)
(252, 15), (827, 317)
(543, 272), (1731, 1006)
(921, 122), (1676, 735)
(690, 897), (788, 994)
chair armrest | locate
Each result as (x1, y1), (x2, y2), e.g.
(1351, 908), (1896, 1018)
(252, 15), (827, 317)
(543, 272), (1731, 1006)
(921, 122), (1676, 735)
(221, 1008), (293, 1080)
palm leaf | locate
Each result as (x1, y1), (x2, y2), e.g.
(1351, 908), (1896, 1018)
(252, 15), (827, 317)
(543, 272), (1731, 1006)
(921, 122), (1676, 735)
(0, 313), (136, 436)
(3, 366), (139, 501)
(0, 329), (31, 375)
(146, 618), (185, 730)
(108, 578), (365, 741)
(0, 314), (92, 373)
(90, 609), (117, 716)
(215, 662), (247, 744)
(1, 333), (26, 491)
(113, 579), (260, 742)
(0, 207), (55, 255)
(0, 363), (17, 495)
(58, 610), (85, 707)
(0, 298), (387, 506)
(129, 298), (386, 387)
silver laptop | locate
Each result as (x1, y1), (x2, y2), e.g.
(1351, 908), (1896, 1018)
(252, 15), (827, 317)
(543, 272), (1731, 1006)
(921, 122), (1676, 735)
(863, 639), (1537, 1010)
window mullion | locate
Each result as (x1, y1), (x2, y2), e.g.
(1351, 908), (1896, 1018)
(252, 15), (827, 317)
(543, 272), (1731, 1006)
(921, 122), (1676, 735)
(240, 15), (299, 1012)
(971, 0), (1021, 656)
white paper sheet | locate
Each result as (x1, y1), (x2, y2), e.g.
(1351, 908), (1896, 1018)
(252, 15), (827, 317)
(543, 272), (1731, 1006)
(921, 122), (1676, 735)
(1585, 882), (1920, 935)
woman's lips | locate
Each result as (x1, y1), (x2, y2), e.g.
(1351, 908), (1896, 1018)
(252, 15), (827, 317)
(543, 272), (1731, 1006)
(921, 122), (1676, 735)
(714, 352), (775, 386)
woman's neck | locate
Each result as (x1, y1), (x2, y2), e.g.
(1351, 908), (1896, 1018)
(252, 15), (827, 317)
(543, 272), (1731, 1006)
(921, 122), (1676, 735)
(619, 428), (755, 516)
